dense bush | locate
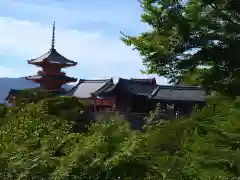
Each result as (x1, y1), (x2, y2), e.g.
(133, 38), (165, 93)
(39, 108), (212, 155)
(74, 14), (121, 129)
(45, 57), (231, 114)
(13, 89), (88, 123)
(15, 88), (59, 106)
(39, 96), (86, 121)
(0, 94), (240, 179)
(0, 104), (7, 118)
(181, 97), (240, 179)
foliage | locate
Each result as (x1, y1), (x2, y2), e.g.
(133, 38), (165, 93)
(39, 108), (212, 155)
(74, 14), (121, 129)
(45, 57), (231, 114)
(0, 99), (186, 179)
(40, 96), (86, 121)
(178, 68), (208, 86)
(0, 104), (8, 118)
(1, 93), (240, 179)
(41, 96), (90, 132)
(15, 88), (59, 106)
(121, 0), (240, 97)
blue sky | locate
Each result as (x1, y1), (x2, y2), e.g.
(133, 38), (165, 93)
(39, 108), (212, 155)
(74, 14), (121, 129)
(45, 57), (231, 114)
(0, 0), (168, 84)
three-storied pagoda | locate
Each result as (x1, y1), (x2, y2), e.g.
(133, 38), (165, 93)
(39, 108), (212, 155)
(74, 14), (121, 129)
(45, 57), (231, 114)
(25, 22), (77, 92)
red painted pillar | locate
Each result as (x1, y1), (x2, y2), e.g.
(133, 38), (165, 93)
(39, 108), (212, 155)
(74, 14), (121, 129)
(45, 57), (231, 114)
(93, 97), (97, 113)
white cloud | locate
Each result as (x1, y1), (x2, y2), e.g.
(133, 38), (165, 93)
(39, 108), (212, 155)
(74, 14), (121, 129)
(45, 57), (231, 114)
(0, 17), (168, 84)
(0, 0), (145, 30)
(0, 66), (18, 77)
(0, 17), (139, 64)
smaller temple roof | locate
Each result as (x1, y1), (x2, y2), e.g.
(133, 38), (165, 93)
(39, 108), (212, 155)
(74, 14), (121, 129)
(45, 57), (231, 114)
(64, 79), (113, 98)
(149, 85), (206, 102)
(95, 78), (156, 97)
(5, 89), (20, 100)
(27, 22), (77, 66)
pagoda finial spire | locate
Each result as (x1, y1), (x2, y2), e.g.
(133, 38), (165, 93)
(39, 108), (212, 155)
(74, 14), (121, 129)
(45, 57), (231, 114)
(51, 21), (55, 50)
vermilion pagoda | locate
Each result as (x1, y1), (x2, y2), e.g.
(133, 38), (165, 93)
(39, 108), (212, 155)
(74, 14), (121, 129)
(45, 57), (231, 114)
(25, 22), (77, 92)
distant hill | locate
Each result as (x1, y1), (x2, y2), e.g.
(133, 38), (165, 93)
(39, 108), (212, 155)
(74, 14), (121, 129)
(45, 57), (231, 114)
(0, 77), (74, 103)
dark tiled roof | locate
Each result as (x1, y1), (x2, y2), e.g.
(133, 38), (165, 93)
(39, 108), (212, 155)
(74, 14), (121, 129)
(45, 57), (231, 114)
(130, 78), (156, 85)
(64, 79), (113, 98)
(149, 85), (206, 102)
(175, 80), (200, 87)
(28, 49), (77, 66)
(5, 89), (20, 100)
(96, 78), (156, 97)
(25, 74), (77, 82)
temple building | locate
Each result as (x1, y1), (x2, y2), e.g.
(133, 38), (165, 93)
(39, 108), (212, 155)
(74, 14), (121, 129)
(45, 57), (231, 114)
(93, 78), (157, 113)
(93, 78), (206, 114)
(63, 77), (206, 114)
(5, 89), (20, 106)
(149, 84), (206, 114)
(64, 79), (115, 111)
(25, 22), (77, 92)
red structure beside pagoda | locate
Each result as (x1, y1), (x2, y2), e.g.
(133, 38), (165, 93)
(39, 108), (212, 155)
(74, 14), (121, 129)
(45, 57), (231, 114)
(25, 22), (77, 92)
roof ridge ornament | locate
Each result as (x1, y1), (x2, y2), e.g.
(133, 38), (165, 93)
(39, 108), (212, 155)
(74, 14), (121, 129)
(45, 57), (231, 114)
(51, 21), (55, 50)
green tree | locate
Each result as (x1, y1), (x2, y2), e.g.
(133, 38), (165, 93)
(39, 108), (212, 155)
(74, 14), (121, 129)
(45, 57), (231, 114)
(181, 96), (240, 179)
(1, 88), (240, 179)
(122, 0), (240, 97)
(0, 99), (188, 179)
(15, 88), (59, 106)
(177, 67), (208, 86)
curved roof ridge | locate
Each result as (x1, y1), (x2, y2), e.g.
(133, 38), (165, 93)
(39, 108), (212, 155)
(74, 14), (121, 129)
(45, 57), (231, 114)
(28, 50), (50, 62)
(149, 85), (160, 98)
(79, 78), (113, 82)
(64, 79), (82, 95)
(93, 79), (114, 94)
(130, 78), (156, 85)
(159, 85), (204, 90)
(131, 78), (155, 80)
(119, 78), (156, 96)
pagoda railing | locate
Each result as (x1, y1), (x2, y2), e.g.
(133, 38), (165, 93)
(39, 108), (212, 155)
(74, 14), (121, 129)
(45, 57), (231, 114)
(37, 71), (66, 76)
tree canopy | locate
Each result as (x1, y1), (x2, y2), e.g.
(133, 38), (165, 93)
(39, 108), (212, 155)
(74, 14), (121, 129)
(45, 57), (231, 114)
(122, 0), (240, 97)
(1, 90), (240, 179)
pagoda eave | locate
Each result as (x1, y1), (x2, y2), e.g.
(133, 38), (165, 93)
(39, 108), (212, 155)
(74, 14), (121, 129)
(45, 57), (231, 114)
(25, 76), (77, 83)
(27, 60), (77, 68)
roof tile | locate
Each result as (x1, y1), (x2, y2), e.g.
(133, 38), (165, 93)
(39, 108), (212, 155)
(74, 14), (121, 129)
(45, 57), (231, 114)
(28, 49), (77, 66)
(65, 79), (113, 98)
(150, 85), (206, 102)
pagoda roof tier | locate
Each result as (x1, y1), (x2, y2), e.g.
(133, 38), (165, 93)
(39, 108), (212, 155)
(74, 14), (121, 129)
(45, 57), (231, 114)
(27, 49), (77, 67)
(25, 74), (77, 83)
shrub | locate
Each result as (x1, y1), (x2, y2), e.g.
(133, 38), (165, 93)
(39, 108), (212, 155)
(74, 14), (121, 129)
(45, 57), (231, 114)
(0, 95), (240, 179)
(0, 104), (7, 118)
(15, 88), (58, 106)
